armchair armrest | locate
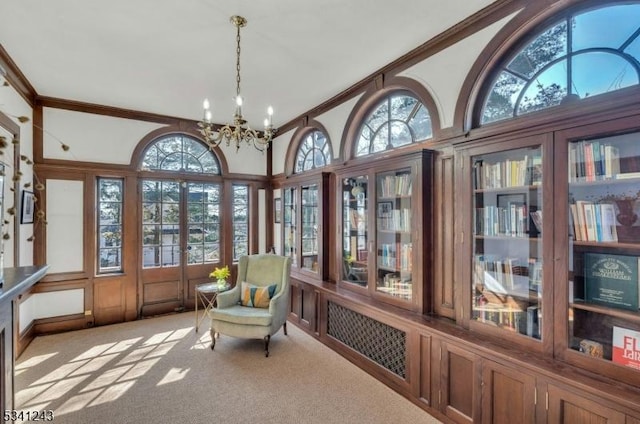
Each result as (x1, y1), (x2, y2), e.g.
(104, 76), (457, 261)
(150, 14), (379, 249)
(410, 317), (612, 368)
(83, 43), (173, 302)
(216, 285), (240, 309)
(269, 290), (289, 326)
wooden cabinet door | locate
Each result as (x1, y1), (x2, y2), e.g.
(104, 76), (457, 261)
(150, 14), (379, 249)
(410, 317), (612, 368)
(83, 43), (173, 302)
(439, 341), (481, 423)
(481, 360), (536, 424)
(547, 384), (625, 424)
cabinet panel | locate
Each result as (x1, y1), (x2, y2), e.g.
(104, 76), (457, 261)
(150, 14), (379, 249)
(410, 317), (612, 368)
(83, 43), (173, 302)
(439, 341), (480, 424)
(481, 360), (536, 424)
(434, 154), (455, 318)
(547, 384), (625, 424)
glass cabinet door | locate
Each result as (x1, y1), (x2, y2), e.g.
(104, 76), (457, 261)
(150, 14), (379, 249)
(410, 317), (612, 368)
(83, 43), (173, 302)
(376, 169), (413, 301)
(471, 146), (543, 340)
(342, 176), (369, 287)
(566, 132), (640, 371)
(283, 187), (297, 268)
(301, 184), (318, 273)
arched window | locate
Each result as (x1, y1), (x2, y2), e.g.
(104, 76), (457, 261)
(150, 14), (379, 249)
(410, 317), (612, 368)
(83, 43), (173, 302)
(355, 92), (432, 157)
(140, 134), (221, 174)
(294, 129), (332, 173)
(481, 2), (640, 125)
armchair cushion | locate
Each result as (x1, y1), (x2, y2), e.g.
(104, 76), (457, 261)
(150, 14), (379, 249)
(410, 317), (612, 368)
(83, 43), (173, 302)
(240, 282), (277, 308)
(210, 305), (273, 327)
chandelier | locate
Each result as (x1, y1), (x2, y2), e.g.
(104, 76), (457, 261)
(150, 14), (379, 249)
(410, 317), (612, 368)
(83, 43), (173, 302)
(198, 15), (276, 152)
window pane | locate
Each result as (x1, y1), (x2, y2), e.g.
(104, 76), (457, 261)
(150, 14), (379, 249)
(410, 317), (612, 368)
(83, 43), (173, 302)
(232, 185), (249, 261)
(482, 72), (527, 124)
(572, 5), (640, 51)
(507, 22), (567, 78)
(389, 122), (412, 148)
(97, 178), (123, 274)
(517, 60), (568, 115)
(571, 52), (637, 98)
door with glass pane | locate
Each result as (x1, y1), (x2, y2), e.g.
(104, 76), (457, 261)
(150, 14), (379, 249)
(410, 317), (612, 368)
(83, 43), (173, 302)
(463, 134), (552, 353)
(139, 179), (221, 316)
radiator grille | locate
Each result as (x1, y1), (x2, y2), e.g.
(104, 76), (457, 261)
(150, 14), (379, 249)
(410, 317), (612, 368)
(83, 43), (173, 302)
(327, 301), (406, 378)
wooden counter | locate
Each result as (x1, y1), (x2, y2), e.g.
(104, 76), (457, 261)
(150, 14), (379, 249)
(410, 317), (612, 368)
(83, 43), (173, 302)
(0, 265), (48, 412)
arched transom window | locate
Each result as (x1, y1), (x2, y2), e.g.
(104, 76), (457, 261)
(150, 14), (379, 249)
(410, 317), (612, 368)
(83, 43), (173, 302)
(294, 130), (332, 173)
(481, 2), (640, 124)
(140, 134), (221, 174)
(355, 93), (432, 157)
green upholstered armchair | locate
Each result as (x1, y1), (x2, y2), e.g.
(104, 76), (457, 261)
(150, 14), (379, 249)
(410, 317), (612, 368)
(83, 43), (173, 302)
(209, 254), (292, 357)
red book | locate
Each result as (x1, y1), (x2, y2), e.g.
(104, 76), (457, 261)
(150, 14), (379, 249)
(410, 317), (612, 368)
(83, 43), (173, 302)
(613, 326), (640, 370)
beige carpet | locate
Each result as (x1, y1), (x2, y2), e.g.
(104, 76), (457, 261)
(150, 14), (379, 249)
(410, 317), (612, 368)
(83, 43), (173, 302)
(14, 312), (441, 424)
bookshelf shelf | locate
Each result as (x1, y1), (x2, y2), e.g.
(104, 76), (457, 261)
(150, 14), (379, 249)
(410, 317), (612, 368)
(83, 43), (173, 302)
(571, 301), (640, 324)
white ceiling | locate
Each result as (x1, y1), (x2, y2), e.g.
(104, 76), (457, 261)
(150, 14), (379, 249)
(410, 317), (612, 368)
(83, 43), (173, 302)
(0, 0), (495, 129)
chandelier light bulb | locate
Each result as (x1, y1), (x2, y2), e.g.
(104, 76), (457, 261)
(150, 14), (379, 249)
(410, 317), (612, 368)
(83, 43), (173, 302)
(235, 96), (243, 107)
(203, 98), (210, 110)
(205, 110), (212, 123)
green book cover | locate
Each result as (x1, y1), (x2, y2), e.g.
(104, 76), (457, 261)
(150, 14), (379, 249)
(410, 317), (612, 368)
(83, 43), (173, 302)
(584, 253), (639, 311)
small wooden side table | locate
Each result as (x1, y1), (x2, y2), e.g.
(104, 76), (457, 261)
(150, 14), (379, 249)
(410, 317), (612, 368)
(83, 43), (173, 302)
(195, 282), (229, 332)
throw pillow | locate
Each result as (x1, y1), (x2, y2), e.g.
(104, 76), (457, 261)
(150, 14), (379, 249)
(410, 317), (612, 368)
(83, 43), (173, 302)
(240, 282), (277, 308)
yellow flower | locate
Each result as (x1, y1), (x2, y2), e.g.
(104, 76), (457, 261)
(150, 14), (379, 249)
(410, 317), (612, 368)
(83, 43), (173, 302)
(210, 265), (230, 280)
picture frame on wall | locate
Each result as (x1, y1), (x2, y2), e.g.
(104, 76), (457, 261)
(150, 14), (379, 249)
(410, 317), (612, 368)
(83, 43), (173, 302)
(274, 197), (281, 223)
(20, 190), (35, 224)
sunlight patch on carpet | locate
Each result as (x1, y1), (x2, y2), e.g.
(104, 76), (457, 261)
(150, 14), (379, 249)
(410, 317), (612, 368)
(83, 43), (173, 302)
(157, 367), (190, 385)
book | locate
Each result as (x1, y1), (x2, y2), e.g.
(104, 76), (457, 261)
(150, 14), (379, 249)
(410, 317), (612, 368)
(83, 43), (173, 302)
(612, 326), (640, 370)
(584, 253), (640, 311)
(579, 339), (604, 358)
(599, 203), (618, 242)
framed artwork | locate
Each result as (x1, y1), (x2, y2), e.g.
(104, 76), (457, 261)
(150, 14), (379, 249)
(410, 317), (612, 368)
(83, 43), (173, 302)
(21, 190), (35, 224)
(274, 197), (281, 223)
(377, 201), (393, 218)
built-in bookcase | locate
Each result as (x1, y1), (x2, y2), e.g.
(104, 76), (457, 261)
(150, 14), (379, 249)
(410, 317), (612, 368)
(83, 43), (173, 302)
(562, 129), (640, 385)
(458, 134), (553, 353)
(471, 145), (544, 340)
(337, 150), (433, 312)
(281, 173), (330, 281)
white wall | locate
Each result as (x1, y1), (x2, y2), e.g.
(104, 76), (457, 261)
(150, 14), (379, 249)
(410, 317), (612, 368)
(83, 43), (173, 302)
(43, 108), (163, 164)
(46, 179), (84, 274)
(19, 289), (84, 332)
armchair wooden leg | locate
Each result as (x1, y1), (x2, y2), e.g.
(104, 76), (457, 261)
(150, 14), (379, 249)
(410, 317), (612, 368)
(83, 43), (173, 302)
(284, 322), (288, 336)
(264, 335), (270, 357)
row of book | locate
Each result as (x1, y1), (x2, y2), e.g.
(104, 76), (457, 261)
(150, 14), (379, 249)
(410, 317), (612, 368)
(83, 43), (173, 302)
(378, 242), (413, 272)
(569, 201), (618, 242)
(472, 304), (540, 338)
(473, 155), (542, 189)
(475, 204), (530, 237)
(378, 208), (411, 232)
(569, 140), (620, 182)
(474, 254), (542, 296)
(379, 173), (412, 197)
(378, 275), (412, 300)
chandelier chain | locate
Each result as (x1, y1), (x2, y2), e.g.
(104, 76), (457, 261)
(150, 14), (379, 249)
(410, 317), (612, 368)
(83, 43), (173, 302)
(236, 23), (241, 97)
